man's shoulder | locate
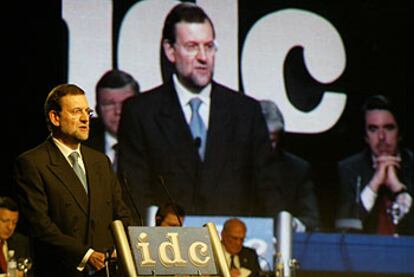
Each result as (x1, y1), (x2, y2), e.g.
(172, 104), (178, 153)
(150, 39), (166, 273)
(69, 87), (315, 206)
(213, 82), (258, 104)
(280, 150), (310, 169)
(240, 246), (258, 257)
(16, 139), (52, 162)
(338, 149), (368, 169)
(123, 82), (171, 109)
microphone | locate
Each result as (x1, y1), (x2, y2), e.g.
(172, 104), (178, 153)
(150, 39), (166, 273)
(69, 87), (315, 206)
(157, 175), (183, 226)
(104, 246), (115, 277)
(120, 171), (144, 226)
(194, 137), (201, 148)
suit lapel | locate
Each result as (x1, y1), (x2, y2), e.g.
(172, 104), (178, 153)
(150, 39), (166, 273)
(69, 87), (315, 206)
(82, 146), (104, 223)
(47, 140), (89, 214)
(155, 85), (200, 180)
(202, 86), (233, 180)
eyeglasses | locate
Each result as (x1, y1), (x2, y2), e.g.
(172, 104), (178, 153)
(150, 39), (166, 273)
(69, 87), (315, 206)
(175, 41), (217, 57)
(68, 108), (95, 118)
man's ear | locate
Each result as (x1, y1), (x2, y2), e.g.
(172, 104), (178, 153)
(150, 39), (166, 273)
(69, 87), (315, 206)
(163, 39), (176, 64)
(49, 110), (60, 127)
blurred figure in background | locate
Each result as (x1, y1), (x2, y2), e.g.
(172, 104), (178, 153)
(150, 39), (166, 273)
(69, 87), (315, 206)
(336, 95), (414, 235)
(260, 99), (319, 232)
(155, 202), (185, 227)
(85, 69), (140, 171)
(118, 3), (280, 222)
(0, 196), (31, 277)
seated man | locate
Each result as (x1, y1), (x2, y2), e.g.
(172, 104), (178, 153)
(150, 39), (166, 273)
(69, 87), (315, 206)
(155, 202), (185, 227)
(336, 95), (414, 235)
(259, 100), (319, 232)
(221, 218), (261, 277)
(0, 196), (31, 277)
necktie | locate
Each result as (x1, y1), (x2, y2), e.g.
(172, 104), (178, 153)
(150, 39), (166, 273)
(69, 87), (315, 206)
(112, 143), (118, 172)
(0, 240), (7, 273)
(377, 189), (395, 235)
(69, 152), (88, 194)
(189, 98), (206, 160)
(230, 255), (236, 269)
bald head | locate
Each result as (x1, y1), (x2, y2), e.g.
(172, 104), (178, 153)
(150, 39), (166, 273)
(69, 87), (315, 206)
(221, 218), (247, 255)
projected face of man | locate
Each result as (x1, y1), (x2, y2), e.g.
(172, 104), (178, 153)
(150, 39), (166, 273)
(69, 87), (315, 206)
(164, 20), (216, 92)
(97, 85), (135, 136)
(365, 109), (399, 157)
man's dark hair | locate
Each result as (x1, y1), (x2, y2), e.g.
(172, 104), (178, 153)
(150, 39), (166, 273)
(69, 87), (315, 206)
(155, 202), (186, 226)
(162, 2), (215, 45)
(362, 94), (403, 138)
(95, 69), (140, 103)
(0, 196), (19, 212)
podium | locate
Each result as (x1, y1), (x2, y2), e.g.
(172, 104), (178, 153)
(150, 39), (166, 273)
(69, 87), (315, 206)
(111, 220), (231, 276)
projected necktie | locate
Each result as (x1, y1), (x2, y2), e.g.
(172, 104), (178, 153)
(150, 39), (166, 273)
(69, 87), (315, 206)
(69, 152), (88, 194)
(189, 98), (206, 160)
(112, 143), (118, 172)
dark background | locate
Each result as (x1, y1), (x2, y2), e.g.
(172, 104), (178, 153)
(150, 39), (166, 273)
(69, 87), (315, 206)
(4, 0), (412, 232)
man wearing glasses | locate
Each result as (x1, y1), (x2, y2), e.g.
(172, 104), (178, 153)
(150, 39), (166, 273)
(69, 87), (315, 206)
(14, 84), (132, 277)
(118, 3), (280, 220)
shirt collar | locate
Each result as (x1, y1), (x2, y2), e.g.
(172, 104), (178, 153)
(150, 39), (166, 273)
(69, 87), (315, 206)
(173, 74), (211, 107)
(52, 137), (82, 159)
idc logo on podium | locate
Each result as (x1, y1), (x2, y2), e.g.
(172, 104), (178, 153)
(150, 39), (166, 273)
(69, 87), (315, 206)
(111, 221), (230, 276)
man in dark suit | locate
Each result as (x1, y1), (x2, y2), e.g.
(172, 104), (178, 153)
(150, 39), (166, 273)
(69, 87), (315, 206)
(259, 100), (319, 232)
(85, 69), (139, 170)
(221, 218), (261, 277)
(336, 95), (414, 235)
(0, 196), (31, 277)
(14, 84), (132, 277)
(118, 2), (280, 220)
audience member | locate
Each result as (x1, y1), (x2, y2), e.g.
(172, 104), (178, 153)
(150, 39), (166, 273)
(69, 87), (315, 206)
(13, 84), (133, 277)
(221, 218), (261, 277)
(85, 69), (139, 170)
(155, 202), (185, 227)
(118, 3), (280, 219)
(0, 196), (31, 277)
(336, 95), (414, 235)
(260, 100), (319, 232)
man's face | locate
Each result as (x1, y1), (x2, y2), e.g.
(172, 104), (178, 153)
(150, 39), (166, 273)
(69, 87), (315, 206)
(164, 21), (216, 92)
(50, 94), (91, 148)
(221, 222), (246, 255)
(365, 109), (399, 156)
(0, 208), (18, 241)
(97, 85), (135, 136)
(160, 213), (184, 227)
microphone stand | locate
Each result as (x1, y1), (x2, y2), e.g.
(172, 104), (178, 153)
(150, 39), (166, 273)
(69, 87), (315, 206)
(158, 175), (183, 226)
(121, 172), (144, 226)
(105, 250), (111, 277)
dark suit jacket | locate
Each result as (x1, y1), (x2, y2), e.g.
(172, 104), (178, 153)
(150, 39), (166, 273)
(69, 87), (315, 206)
(238, 246), (261, 277)
(84, 117), (106, 153)
(118, 80), (281, 219)
(14, 137), (132, 277)
(271, 148), (319, 230)
(336, 148), (414, 235)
